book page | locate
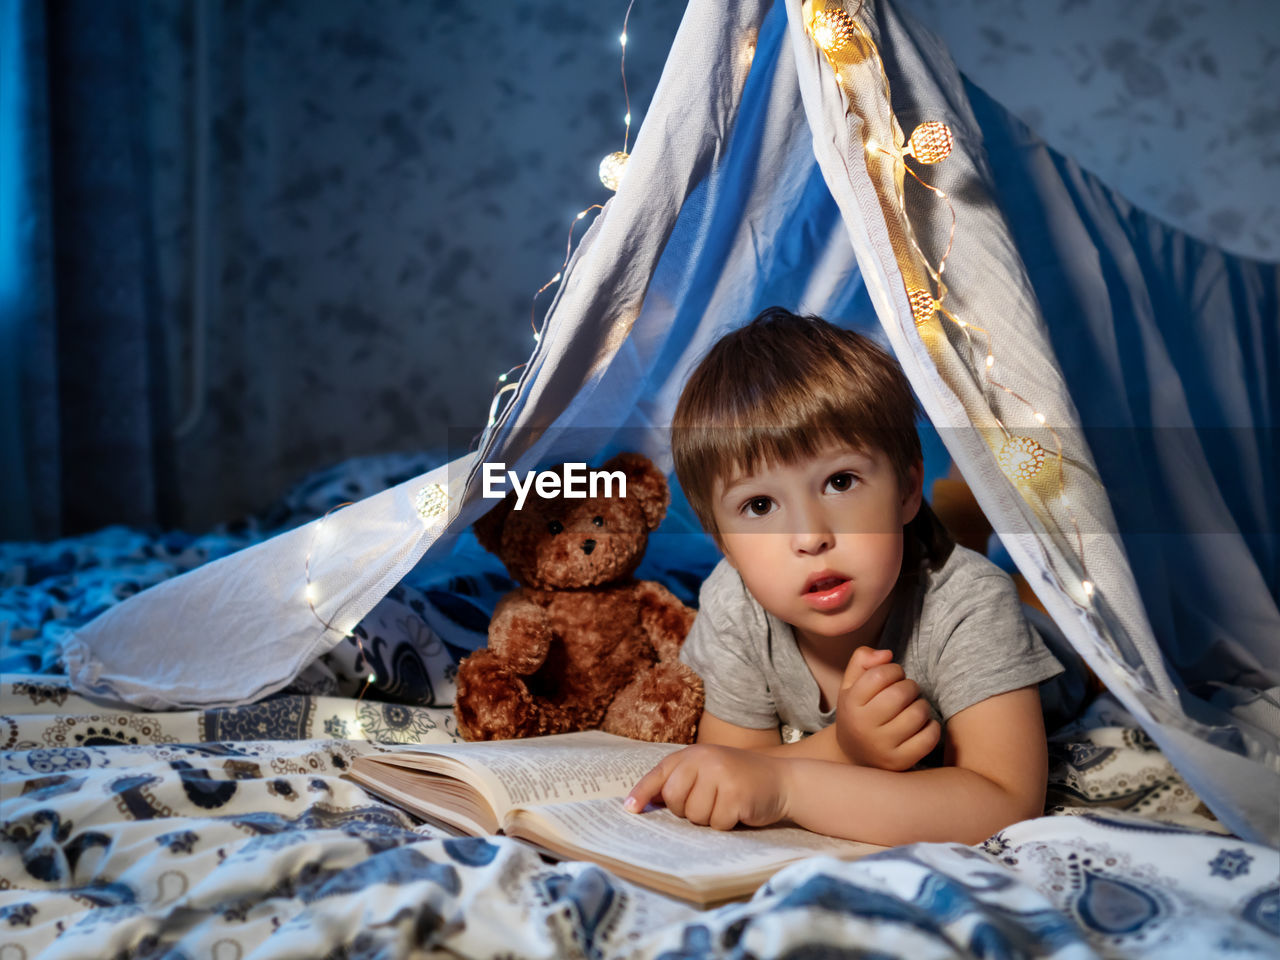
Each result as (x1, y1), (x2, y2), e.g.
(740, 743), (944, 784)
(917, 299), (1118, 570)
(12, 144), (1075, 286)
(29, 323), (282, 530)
(510, 797), (877, 886)
(388, 731), (683, 815)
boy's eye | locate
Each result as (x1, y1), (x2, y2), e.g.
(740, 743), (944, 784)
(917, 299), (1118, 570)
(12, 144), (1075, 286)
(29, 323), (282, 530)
(745, 497), (774, 517)
(826, 472), (857, 493)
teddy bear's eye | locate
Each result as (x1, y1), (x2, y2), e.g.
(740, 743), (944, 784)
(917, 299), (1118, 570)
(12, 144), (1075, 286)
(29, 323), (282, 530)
(592, 516), (603, 527)
(547, 520), (564, 535)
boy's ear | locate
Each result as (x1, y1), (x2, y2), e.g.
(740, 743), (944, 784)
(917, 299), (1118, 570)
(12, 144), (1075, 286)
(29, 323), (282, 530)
(900, 461), (924, 526)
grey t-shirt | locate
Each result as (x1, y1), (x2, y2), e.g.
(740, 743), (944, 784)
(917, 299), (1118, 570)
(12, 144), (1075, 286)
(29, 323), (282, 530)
(679, 545), (1063, 737)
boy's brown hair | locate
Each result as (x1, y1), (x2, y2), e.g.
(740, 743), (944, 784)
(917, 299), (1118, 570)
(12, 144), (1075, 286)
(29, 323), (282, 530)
(672, 307), (952, 565)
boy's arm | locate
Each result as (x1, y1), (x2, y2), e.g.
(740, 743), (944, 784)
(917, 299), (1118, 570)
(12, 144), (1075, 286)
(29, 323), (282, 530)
(698, 710), (854, 762)
(697, 646), (941, 769)
(627, 685), (1048, 845)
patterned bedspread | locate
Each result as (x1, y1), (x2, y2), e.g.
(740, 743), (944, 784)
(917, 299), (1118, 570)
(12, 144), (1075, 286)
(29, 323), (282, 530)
(2, 458), (1277, 959)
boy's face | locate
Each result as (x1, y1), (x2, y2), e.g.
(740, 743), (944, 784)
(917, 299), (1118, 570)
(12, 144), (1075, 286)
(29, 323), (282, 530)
(711, 443), (922, 650)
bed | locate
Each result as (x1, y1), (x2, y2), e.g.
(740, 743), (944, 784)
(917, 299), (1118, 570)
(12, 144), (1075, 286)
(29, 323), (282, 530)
(2, 455), (1276, 960)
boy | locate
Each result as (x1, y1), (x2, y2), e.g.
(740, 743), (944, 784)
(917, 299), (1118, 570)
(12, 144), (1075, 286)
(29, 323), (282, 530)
(625, 308), (1063, 845)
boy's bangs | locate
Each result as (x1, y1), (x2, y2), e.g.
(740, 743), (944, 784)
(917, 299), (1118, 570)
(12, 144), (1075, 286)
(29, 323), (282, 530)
(681, 399), (875, 508)
(712, 417), (867, 488)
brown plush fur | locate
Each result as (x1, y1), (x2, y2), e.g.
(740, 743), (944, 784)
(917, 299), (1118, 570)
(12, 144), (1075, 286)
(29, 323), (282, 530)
(455, 453), (704, 743)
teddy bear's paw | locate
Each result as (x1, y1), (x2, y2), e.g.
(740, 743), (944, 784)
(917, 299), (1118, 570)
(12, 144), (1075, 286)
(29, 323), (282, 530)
(454, 652), (544, 741)
(487, 593), (552, 674)
(602, 661), (705, 745)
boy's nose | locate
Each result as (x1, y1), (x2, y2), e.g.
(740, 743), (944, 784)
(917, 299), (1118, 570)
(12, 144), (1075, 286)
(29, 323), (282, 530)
(791, 506), (834, 555)
(792, 529), (833, 555)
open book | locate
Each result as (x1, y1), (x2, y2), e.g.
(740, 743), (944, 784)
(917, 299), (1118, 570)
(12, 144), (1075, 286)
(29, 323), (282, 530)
(347, 730), (884, 906)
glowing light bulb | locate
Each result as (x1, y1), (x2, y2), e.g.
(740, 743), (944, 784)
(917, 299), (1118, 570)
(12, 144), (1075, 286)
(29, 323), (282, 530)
(1082, 580), (1095, 598)
(624, 112), (631, 125)
(985, 355), (994, 368)
(598, 150), (631, 191)
(367, 672), (377, 684)
(304, 584), (318, 604)
(997, 436), (1047, 482)
(904, 121), (954, 164)
(414, 482), (449, 520)
(1034, 412), (1047, 425)
(809, 6), (856, 55)
(907, 288), (936, 326)
(620, 32), (627, 47)
(498, 373), (507, 383)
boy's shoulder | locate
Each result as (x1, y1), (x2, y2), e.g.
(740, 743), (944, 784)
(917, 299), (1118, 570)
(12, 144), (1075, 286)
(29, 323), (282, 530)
(697, 558), (770, 625)
(925, 543), (1017, 597)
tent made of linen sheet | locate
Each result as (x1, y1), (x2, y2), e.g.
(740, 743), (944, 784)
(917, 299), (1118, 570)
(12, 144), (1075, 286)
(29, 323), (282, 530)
(63, 0), (1279, 845)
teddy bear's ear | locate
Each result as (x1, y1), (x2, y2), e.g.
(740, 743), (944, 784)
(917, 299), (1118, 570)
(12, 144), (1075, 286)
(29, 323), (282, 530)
(603, 452), (669, 531)
(473, 495), (515, 555)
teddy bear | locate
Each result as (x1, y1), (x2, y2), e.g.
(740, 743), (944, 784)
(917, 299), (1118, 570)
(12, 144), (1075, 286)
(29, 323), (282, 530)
(454, 452), (704, 744)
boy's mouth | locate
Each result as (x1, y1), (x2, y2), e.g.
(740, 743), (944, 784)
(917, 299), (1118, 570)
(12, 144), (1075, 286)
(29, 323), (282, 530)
(804, 572), (849, 594)
(802, 572), (853, 611)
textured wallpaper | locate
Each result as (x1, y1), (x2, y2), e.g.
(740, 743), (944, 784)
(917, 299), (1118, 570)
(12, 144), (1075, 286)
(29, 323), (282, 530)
(135, 0), (1275, 528)
(899, 0), (1280, 261)
(143, 0), (688, 527)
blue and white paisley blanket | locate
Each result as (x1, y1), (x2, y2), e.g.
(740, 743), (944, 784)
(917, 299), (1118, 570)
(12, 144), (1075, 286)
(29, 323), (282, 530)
(2, 456), (1277, 959)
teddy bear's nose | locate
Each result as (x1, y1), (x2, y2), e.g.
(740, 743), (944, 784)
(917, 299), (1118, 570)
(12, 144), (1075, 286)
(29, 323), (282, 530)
(581, 539), (597, 555)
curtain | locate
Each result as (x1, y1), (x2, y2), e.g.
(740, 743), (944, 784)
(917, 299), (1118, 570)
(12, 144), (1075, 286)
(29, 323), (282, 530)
(0, 0), (173, 541)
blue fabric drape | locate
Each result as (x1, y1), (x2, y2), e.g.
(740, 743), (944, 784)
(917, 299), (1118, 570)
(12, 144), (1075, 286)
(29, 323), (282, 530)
(969, 80), (1280, 703)
(1, 0), (173, 540)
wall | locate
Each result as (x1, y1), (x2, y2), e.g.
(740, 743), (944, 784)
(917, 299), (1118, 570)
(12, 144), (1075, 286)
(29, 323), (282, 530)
(135, 0), (1275, 529)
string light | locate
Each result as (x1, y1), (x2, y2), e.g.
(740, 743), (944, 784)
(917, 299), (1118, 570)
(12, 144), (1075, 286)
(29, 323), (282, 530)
(479, 3), (644, 445)
(904, 121), (954, 164)
(302, 500), (375, 711)
(303, 501), (353, 632)
(908, 289), (937, 326)
(414, 483), (450, 521)
(599, 151), (631, 191)
(806, 0), (1097, 604)
(997, 435), (1047, 483)
(808, 5), (857, 55)
(474, 6), (641, 447)
(599, 0), (638, 191)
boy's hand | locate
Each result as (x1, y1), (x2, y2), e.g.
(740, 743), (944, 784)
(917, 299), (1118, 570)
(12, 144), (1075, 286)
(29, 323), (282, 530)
(836, 646), (941, 771)
(624, 745), (790, 830)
